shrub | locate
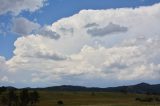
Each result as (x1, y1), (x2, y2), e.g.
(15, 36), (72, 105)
(135, 97), (153, 102)
(57, 100), (64, 105)
(155, 97), (160, 102)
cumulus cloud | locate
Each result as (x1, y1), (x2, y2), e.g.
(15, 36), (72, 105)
(87, 22), (128, 36)
(12, 17), (40, 35)
(0, 0), (47, 15)
(13, 35), (67, 60)
(4, 3), (160, 87)
(0, 56), (7, 71)
(11, 17), (61, 40)
(0, 56), (12, 84)
(38, 26), (60, 39)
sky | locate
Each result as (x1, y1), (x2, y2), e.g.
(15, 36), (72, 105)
(0, 0), (160, 88)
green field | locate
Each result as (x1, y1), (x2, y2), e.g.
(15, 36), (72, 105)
(1, 91), (160, 106)
(35, 91), (160, 106)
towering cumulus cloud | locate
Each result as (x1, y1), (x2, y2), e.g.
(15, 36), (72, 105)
(4, 3), (160, 87)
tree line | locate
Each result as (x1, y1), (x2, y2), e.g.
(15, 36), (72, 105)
(0, 88), (40, 106)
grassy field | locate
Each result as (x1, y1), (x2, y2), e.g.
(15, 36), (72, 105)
(36, 91), (160, 106)
(1, 91), (160, 106)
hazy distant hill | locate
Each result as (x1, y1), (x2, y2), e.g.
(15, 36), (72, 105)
(1, 83), (160, 94)
(35, 83), (160, 94)
(103, 83), (160, 94)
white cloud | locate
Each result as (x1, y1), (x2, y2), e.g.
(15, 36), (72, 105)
(1, 76), (9, 82)
(0, 56), (13, 84)
(0, 0), (47, 15)
(0, 56), (7, 71)
(13, 35), (67, 60)
(5, 3), (160, 87)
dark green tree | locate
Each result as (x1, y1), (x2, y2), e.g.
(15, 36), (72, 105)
(7, 90), (17, 106)
(13, 95), (19, 106)
(20, 89), (29, 106)
(0, 89), (40, 106)
(0, 87), (7, 95)
(1, 96), (8, 106)
(29, 90), (40, 105)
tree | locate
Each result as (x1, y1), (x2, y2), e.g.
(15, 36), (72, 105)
(0, 87), (7, 95)
(0, 90), (18, 106)
(1, 96), (8, 106)
(20, 89), (29, 106)
(0, 89), (40, 106)
(8, 90), (17, 106)
(32, 90), (40, 103)
(29, 90), (39, 105)
(13, 95), (19, 106)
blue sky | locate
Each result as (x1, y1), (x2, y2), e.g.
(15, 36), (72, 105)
(0, 0), (160, 87)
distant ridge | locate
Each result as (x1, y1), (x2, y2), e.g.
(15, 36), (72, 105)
(1, 83), (160, 94)
(36, 83), (160, 94)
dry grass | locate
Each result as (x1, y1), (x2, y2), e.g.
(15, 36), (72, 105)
(1, 91), (160, 106)
(36, 91), (160, 106)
